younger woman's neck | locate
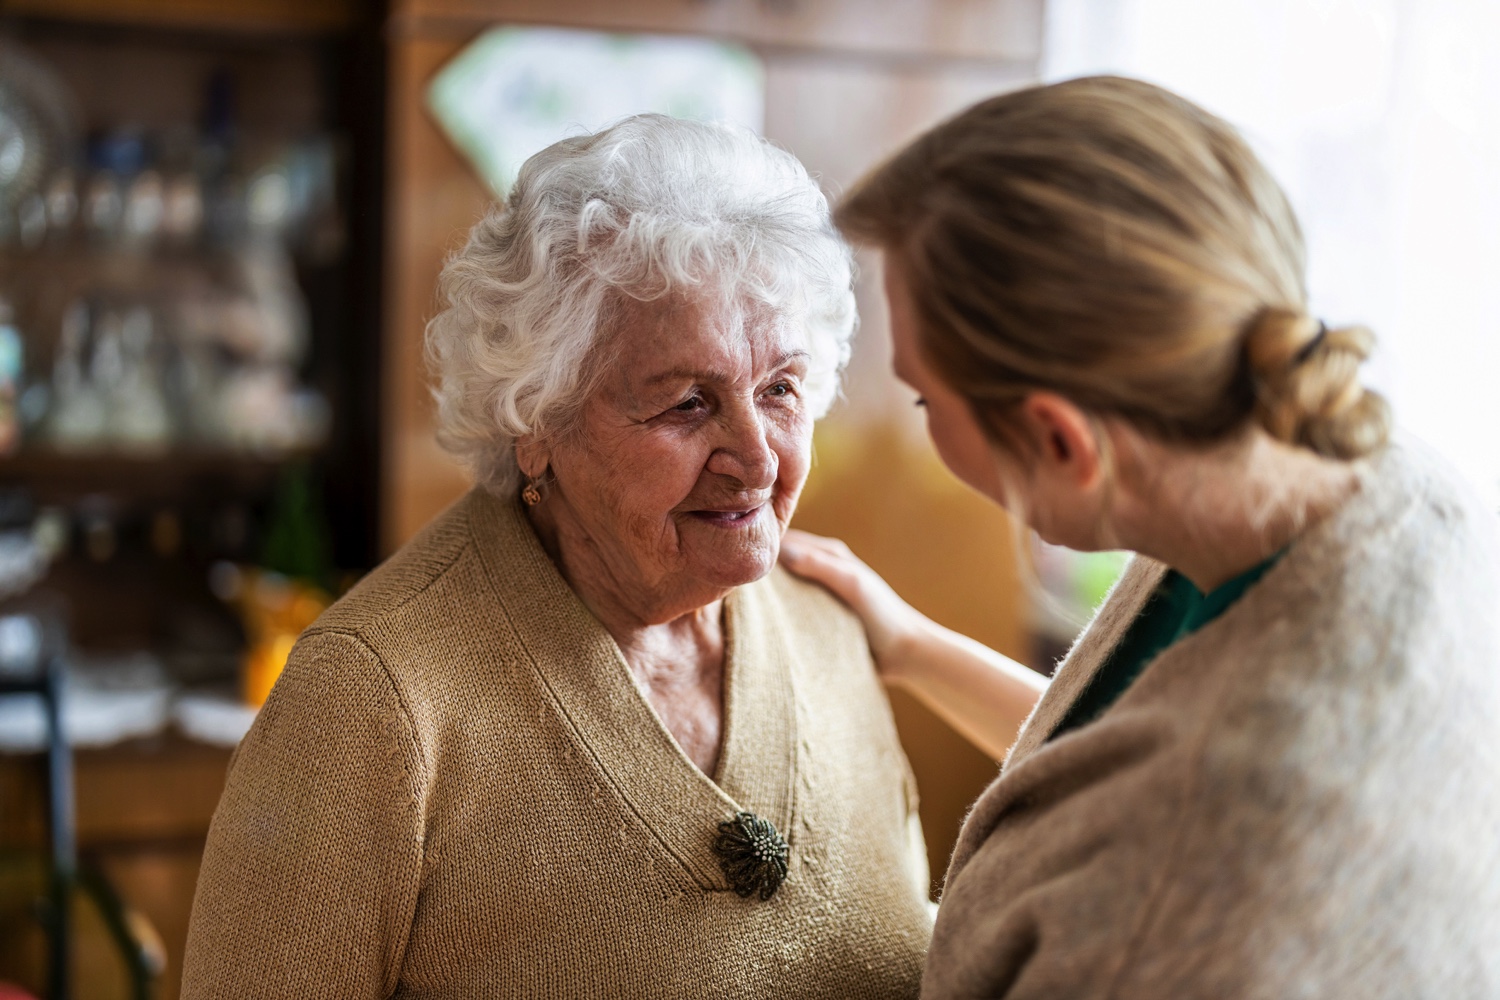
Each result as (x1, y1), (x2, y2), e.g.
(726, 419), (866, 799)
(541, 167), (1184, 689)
(1112, 431), (1361, 593)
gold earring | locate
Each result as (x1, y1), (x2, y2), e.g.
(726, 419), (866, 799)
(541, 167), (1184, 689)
(521, 475), (543, 507)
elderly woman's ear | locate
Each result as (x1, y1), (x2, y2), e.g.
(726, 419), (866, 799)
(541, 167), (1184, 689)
(514, 437), (550, 482)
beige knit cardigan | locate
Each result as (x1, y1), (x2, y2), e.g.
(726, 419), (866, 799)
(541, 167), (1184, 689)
(924, 439), (1500, 999)
(182, 489), (932, 998)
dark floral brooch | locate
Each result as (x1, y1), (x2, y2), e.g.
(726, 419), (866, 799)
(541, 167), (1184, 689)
(713, 811), (789, 901)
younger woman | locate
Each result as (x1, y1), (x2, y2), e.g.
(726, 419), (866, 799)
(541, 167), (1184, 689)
(785, 76), (1500, 999)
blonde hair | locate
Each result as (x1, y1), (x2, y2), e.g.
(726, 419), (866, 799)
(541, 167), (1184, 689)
(837, 75), (1389, 462)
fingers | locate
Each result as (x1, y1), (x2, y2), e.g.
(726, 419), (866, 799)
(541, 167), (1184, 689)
(778, 531), (924, 666)
(780, 543), (838, 579)
(779, 534), (871, 610)
(779, 534), (843, 578)
(782, 528), (857, 562)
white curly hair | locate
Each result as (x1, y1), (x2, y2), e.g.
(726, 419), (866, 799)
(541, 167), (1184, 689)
(425, 113), (858, 495)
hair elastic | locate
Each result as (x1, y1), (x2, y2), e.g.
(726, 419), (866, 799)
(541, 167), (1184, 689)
(1295, 321), (1329, 364)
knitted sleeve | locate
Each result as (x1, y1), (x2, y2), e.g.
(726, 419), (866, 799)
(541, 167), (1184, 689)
(181, 629), (426, 999)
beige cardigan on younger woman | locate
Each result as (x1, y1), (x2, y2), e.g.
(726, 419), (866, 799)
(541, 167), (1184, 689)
(924, 439), (1500, 999)
(182, 489), (932, 999)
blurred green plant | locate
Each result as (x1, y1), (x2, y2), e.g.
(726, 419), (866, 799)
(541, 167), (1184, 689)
(258, 461), (332, 590)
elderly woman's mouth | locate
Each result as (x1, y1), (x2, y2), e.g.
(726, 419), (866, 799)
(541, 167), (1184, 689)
(687, 505), (766, 527)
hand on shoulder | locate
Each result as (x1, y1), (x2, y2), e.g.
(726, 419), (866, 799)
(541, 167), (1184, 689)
(779, 529), (1046, 761)
(778, 529), (926, 681)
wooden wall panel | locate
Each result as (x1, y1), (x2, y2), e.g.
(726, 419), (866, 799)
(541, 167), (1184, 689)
(389, 0), (1043, 64)
(764, 54), (1034, 419)
(383, 35), (492, 551)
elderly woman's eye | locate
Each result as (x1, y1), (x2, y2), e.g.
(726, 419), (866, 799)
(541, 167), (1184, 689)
(766, 381), (794, 398)
(673, 396), (704, 412)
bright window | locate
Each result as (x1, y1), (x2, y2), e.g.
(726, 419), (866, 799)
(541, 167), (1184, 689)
(1048, 0), (1500, 506)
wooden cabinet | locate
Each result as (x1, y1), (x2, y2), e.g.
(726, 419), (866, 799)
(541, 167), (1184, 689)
(0, 1), (384, 994)
(0, 738), (233, 1000)
(0, 0), (356, 34)
(382, 0), (1043, 891)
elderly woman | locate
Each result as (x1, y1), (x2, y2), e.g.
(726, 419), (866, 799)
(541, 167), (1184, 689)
(181, 115), (932, 997)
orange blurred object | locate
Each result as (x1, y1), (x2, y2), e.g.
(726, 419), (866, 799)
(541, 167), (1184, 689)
(219, 566), (330, 707)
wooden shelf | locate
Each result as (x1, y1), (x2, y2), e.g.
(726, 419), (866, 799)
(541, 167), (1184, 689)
(0, 733), (233, 848)
(0, 449), (300, 504)
(0, 0), (358, 36)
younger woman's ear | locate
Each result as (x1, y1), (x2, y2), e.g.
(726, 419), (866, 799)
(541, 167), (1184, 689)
(514, 436), (550, 479)
(1018, 392), (1103, 491)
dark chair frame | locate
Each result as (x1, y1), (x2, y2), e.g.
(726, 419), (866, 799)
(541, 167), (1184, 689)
(1, 630), (156, 1000)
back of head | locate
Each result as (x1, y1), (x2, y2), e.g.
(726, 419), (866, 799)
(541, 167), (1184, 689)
(837, 75), (1389, 461)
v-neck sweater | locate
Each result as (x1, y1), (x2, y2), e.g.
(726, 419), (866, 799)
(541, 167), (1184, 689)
(182, 489), (932, 999)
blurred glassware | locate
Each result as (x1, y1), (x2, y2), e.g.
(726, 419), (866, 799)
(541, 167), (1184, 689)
(0, 488), (49, 599)
(15, 192), (45, 248)
(81, 505), (116, 563)
(246, 165), (291, 234)
(47, 299), (108, 450)
(0, 39), (79, 225)
(0, 610), (44, 677)
(31, 506), (68, 562)
(0, 295), (23, 455)
(160, 172), (202, 244)
(0, 54), (336, 460)
(43, 168), (77, 237)
(121, 169), (165, 247)
(82, 130), (148, 246)
(0, 533), (48, 601)
(112, 305), (172, 451)
(82, 170), (122, 242)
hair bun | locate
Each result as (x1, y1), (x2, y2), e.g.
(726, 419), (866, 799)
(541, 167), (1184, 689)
(1244, 307), (1390, 459)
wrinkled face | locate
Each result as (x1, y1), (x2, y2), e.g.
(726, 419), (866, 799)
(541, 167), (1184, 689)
(544, 294), (815, 619)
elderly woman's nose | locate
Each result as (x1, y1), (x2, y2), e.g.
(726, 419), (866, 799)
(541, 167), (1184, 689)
(706, 409), (779, 488)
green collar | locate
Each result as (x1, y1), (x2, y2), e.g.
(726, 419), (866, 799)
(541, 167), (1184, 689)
(1049, 551), (1282, 741)
(1174, 553), (1282, 641)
